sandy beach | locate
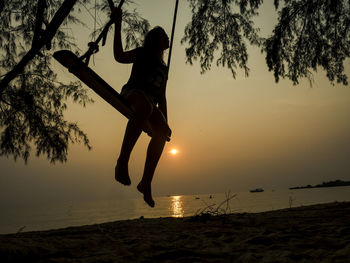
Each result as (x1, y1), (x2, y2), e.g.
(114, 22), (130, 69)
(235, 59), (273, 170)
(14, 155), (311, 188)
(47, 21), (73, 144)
(1, 201), (349, 262)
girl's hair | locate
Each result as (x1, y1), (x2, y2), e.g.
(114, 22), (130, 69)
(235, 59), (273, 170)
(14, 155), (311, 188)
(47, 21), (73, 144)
(143, 26), (167, 63)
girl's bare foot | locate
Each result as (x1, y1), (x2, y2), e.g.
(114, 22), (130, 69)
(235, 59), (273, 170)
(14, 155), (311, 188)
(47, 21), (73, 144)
(137, 181), (155, 207)
(115, 159), (131, 186)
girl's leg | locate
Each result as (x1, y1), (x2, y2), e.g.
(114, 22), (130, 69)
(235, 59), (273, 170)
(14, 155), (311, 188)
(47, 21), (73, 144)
(137, 108), (170, 207)
(115, 92), (153, 185)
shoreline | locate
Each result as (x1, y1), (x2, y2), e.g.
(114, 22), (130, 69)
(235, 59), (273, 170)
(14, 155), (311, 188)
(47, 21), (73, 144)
(1, 201), (350, 262)
(289, 181), (350, 190)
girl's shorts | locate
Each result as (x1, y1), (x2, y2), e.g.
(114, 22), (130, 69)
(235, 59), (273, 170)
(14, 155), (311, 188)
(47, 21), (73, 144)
(120, 87), (157, 106)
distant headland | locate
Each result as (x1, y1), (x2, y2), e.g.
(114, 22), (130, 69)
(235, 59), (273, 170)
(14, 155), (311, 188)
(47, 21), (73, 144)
(289, 180), (350, 190)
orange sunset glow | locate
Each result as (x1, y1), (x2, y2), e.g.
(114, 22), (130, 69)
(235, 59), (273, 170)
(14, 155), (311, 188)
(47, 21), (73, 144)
(1, 0), (350, 260)
(1, 0), (349, 208)
(170, 149), (179, 155)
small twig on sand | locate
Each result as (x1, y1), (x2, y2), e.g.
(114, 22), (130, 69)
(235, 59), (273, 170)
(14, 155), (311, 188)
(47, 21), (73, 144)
(195, 191), (237, 217)
(289, 196), (295, 208)
(16, 226), (26, 234)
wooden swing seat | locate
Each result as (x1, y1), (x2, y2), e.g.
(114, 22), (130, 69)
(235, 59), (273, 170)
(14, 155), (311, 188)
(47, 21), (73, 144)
(54, 50), (169, 141)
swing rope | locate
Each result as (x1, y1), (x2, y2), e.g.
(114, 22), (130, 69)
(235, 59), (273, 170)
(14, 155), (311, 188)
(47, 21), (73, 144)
(167, 0), (179, 73)
(53, 0), (179, 142)
(80, 0), (125, 65)
(80, 0), (179, 69)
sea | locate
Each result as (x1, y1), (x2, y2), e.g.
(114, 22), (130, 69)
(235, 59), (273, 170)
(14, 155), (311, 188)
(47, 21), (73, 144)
(1, 186), (349, 234)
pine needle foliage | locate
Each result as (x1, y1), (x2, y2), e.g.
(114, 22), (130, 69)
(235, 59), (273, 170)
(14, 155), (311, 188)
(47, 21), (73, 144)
(265, 0), (350, 85)
(182, 0), (350, 85)
(1, 0), (349, 164)
(0, 0), (148, 163)
(182, 0), (264, 78)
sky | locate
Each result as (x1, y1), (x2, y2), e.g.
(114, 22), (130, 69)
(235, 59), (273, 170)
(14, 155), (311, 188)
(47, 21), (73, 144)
(1, 0), (350, 209)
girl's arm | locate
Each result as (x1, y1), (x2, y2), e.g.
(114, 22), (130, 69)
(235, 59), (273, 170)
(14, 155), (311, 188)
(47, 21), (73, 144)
(112, 8), (136, 63)
(159, 90), (172, 138)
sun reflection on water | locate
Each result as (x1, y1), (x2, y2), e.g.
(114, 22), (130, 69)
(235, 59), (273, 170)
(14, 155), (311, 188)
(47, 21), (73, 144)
(170, 195), (184, 217)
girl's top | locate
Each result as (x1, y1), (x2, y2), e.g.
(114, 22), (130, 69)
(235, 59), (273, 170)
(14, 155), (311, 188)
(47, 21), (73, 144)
(121, 47), (168, 105)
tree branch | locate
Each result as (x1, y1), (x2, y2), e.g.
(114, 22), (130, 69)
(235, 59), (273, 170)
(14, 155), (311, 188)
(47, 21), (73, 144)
(107, 0), (115, 10)
(0, 0), (4, 15)
(0, 0), (78, 94)
(32, 0), (47, 49)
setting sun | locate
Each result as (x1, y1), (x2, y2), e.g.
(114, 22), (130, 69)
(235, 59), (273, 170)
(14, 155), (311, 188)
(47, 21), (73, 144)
(170, 149), (178, 155)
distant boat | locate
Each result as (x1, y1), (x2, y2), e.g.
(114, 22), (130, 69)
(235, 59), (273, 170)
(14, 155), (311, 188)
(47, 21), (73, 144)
(250, 188), (264, 193)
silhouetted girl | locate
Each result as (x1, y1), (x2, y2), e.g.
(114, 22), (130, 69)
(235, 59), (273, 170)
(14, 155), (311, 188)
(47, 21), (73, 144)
(111, 8), (171, 207)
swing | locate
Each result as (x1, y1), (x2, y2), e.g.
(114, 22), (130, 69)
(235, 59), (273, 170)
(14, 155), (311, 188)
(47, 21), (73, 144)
(53, 0), (179, 141)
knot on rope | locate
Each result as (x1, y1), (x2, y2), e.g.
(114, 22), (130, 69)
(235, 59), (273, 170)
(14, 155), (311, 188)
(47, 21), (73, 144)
(88, 42), (99, 54)
(80, 42), (99, 65)
(75, 0), (126, 66)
